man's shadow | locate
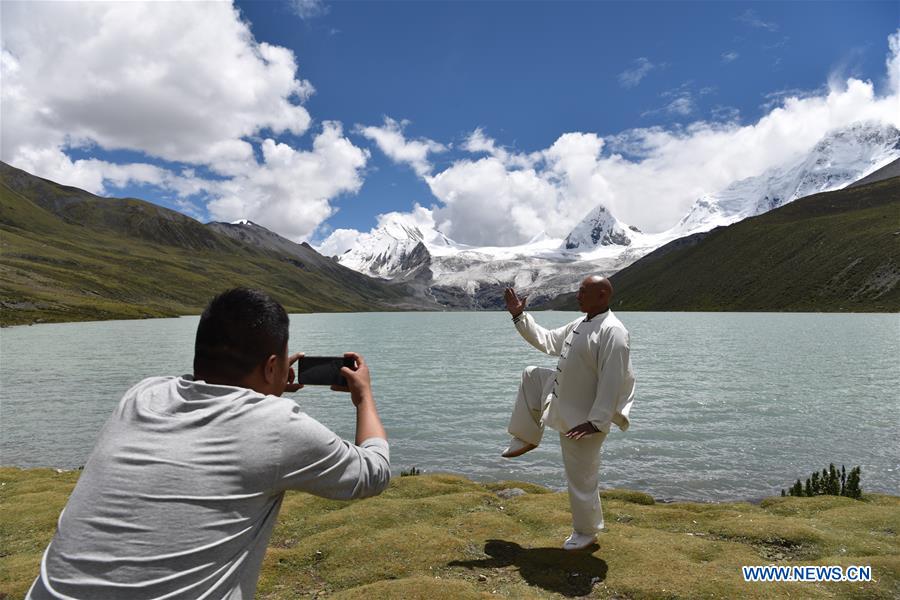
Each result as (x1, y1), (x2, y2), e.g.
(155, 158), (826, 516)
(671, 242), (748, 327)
(448, 539), (608, 597)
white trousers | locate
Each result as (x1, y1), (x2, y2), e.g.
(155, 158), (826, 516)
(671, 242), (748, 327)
(507, 366), (607, 535)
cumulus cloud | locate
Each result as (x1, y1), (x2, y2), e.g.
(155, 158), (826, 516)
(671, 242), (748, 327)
(356, 117), (446, 177)
(1, 1), (365, 241)
(377, 31), (900, 245)
(207, 122), (368, 240)
(618, 57), (656, 88)
(462, 128), (540, 169)
(317, 228), (364, 257)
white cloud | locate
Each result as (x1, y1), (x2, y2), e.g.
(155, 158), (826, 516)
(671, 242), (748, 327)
(721, 51), (739, 64)
(664, 94), (694, 116)
(384, 31), (900, 245)
(317, 228), (364, 257)
(736, 9), (778, 32)
(888, 31), (900, 94)
(426, 157), (559, 245)
(642, 85), (699, 118)
(462, 128), (540, 169)
(711, 105), (741, 122)
(1, 1), (364, 241)
(289, 0), (329, 20)
(618, 57), (655, 88)
(207, 122), (368, 241)
(356, 117), (446, 177)
(760, 86), (827, 111)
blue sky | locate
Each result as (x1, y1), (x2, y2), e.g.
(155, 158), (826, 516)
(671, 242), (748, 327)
(2, 1), (898, 248)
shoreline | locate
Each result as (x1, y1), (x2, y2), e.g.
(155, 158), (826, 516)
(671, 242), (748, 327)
(4, 306), (899, 328)
(2, 465), (895, 507)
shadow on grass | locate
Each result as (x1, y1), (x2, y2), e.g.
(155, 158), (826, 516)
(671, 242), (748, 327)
(448, 539), (608, 597)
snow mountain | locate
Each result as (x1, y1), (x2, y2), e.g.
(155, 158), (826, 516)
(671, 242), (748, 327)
(673, 121), (900, 235)
(327, 120), (899, 308)
(564, 204), (635, 250)
(338, 214), (453, 280)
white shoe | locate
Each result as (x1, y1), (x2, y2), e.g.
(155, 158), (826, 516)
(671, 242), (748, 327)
(501, 437), (537, 458)
(563, 531), (597, 551)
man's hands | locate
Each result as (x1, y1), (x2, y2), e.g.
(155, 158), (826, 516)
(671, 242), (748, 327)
(504, 287), (528, 317)
(332, 352), (385, 444)
(285, 352), (305, 393)
(330, 352), (373, 407)
(565, 422), (599, 440)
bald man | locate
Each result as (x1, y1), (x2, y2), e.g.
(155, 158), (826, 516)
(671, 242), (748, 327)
(502, 276), (635, 550)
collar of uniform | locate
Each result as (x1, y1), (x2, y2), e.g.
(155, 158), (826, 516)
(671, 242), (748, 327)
(583, 309), (610, 323)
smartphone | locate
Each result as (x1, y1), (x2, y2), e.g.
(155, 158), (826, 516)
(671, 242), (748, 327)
(296, 356), (355, 386)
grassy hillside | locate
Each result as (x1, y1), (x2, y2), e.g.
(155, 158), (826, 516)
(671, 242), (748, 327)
(2, 468), (898, 599)
(0, 163), (426, 326)
(544, 177), (900, 312)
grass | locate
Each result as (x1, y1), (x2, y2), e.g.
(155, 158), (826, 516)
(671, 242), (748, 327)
(2, 468), (898, 599)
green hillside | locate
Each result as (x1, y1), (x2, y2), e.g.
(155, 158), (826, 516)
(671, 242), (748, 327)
(544, 177), (900, 312)
(0, 163), (426, 327)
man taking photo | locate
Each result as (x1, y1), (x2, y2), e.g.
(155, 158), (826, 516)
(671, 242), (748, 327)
(28, 287), (390, 599)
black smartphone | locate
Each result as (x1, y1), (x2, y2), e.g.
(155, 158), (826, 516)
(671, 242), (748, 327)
(296, 356), (355, 386)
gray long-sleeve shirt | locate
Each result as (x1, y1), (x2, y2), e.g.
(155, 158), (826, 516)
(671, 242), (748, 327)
(27, 376), (390, 600)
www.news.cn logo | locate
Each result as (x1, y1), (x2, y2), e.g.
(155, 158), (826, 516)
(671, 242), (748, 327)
(742, 565), (872, 582)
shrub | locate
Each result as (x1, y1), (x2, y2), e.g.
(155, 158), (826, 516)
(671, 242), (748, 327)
(784, 464), (862, 499)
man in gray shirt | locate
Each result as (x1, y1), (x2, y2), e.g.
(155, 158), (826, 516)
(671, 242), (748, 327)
(27, 288), (390, 599)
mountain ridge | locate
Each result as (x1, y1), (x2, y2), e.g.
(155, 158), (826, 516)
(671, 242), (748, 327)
(0, 162), (433, 326)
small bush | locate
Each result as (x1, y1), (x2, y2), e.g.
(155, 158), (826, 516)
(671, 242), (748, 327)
(782, 464), (861, 499)
(400, 467), (421, 477)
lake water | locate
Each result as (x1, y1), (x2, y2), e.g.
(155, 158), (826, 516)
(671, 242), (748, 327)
(1, 312), (898, 501)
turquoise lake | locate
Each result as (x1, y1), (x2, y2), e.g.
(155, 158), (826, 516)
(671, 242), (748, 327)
(1, 311), (897, 500)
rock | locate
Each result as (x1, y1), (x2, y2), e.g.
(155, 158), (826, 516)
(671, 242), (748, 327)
(478, 574), (487, 582)
(496, 488), (526, 499)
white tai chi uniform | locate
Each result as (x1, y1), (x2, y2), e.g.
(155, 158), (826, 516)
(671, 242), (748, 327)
(508, 310), (635, 535)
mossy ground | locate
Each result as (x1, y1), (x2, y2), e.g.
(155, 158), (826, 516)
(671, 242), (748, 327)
(2, 468), (898, 599)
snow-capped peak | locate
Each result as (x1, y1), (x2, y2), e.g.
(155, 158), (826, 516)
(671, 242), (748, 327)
(563, 204), (633, 250)
(231, 219), (253, 226)
(335, 213), (458, 279)
(672, 120), (900, 235)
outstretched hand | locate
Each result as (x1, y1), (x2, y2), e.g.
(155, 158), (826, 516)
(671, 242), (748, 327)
(565, 422), (599, 440)
(504, 287), (528, 317)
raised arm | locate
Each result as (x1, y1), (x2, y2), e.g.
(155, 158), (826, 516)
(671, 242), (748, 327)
(276, 352), (389, 499)
(505, 287), (574, 356)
